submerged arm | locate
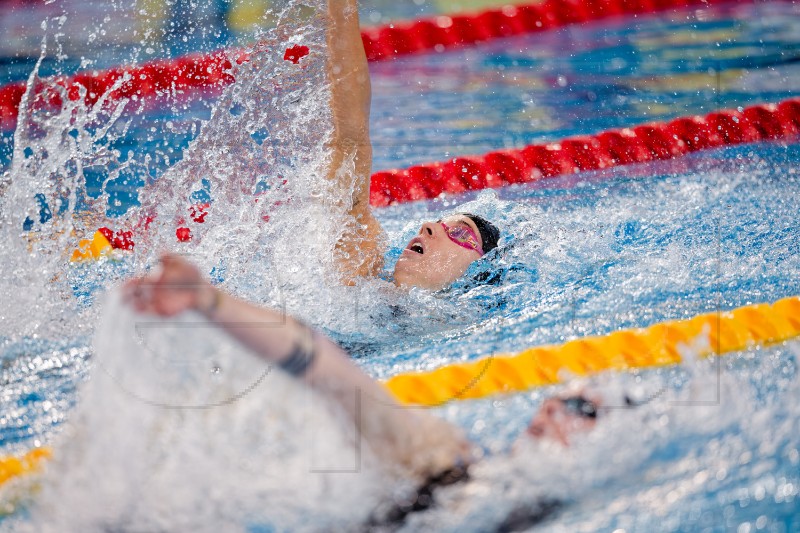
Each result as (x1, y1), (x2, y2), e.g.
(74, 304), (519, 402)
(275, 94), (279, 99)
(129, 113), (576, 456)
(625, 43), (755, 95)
(326, 0), (385, 281)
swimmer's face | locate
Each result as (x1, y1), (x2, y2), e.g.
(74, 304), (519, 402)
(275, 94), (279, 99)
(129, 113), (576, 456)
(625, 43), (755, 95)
(526, 397), (598, 446)
(393, 215), (483, 291)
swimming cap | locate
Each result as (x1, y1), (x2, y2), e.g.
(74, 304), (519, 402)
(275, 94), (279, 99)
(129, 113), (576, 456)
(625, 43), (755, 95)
(461, 213), (500, 254)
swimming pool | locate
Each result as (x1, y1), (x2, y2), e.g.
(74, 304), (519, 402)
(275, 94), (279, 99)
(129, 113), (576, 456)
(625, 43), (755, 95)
(1, 0), (799, 531)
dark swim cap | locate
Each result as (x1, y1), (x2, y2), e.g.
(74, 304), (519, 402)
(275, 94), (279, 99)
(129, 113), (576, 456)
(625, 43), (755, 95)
(461, 212), (500, 254)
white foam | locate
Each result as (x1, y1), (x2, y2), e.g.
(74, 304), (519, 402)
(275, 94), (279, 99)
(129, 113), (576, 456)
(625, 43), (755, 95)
(19, 289), (390, 532)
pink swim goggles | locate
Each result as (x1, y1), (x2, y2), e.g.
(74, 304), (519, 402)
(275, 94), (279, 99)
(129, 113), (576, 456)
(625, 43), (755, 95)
(441, 222), (484, 256)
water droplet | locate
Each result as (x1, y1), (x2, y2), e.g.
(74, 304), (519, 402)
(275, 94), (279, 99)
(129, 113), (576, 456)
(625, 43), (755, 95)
(787, 448), (799, 464)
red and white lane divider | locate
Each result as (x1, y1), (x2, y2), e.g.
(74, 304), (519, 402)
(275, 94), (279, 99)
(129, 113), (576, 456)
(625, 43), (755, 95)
(70, 96), (798, 259)
(369, 98), (800, 206)
(0, 0), (758, 129)
(360, 0), (757, 61)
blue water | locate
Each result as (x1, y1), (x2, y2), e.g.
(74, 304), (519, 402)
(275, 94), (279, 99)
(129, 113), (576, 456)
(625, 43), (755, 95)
(1, 1), (800, 531)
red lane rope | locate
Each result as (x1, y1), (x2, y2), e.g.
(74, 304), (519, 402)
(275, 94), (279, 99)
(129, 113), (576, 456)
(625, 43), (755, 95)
(0, 50), (247, 130)
(368, 97), (800, 206)
(360, 0), (754, 62)
(0, 0), (756, 129)
(90, 97), (799, 250)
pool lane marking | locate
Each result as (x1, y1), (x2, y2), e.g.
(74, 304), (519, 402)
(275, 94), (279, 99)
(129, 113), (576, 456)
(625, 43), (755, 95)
(0, 0), (766, 129)
(2, 295), (797, 487)
(65, 96), (800, 257)
(369, 97), (800, 206)
(383, 295), (800, 405)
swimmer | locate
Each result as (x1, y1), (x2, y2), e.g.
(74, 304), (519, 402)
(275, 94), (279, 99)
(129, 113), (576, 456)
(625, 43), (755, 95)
(125, 253), (600, 528)
(324, 0), (500, 290)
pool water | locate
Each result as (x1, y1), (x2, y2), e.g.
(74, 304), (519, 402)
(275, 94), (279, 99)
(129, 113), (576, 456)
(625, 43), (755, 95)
(1, 0), (800, 531)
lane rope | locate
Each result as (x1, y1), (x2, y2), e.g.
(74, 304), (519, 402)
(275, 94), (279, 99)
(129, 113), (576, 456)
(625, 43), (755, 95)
(0, 448), (51, 489)
(369, 97), (800, 206)
(383, 295), (800, 405)
(2, 294), (798, 486)
(0, 0), (761, 129)
(69, 96), (800, 258)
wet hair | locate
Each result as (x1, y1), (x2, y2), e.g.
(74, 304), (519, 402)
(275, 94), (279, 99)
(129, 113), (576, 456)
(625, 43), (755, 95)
(460, 212), (500, 254)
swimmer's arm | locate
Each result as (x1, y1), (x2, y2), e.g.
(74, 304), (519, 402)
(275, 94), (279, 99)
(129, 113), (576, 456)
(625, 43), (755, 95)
(126, 255), (390, 412)
(201, 287), (471, 473)
(326, 0), (385, 281)
(126, 255), (468, 472)
(202, 288), (471, 473)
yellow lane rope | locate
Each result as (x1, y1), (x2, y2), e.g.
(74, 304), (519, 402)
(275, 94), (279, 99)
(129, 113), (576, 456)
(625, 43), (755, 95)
(383, 296), (800, 405)
(69, 230), (112, 262)
(0, 448), (51, 488)
(2, 296), (798, 489)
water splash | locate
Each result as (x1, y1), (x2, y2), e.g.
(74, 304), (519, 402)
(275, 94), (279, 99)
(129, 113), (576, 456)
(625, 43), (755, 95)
(0, 2), (417, 529)
(0, 33), (130, 341)
(10, 291), (390, 532)
(0, 0), (365, 338)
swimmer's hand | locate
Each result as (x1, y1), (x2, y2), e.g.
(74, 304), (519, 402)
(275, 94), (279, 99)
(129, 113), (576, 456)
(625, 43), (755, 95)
(124, 254), (218, 317)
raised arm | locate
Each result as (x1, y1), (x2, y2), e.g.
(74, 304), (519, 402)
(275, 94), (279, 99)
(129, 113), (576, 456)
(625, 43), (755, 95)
(125, 255), (468, 477)
(326, 0), (385, 281)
